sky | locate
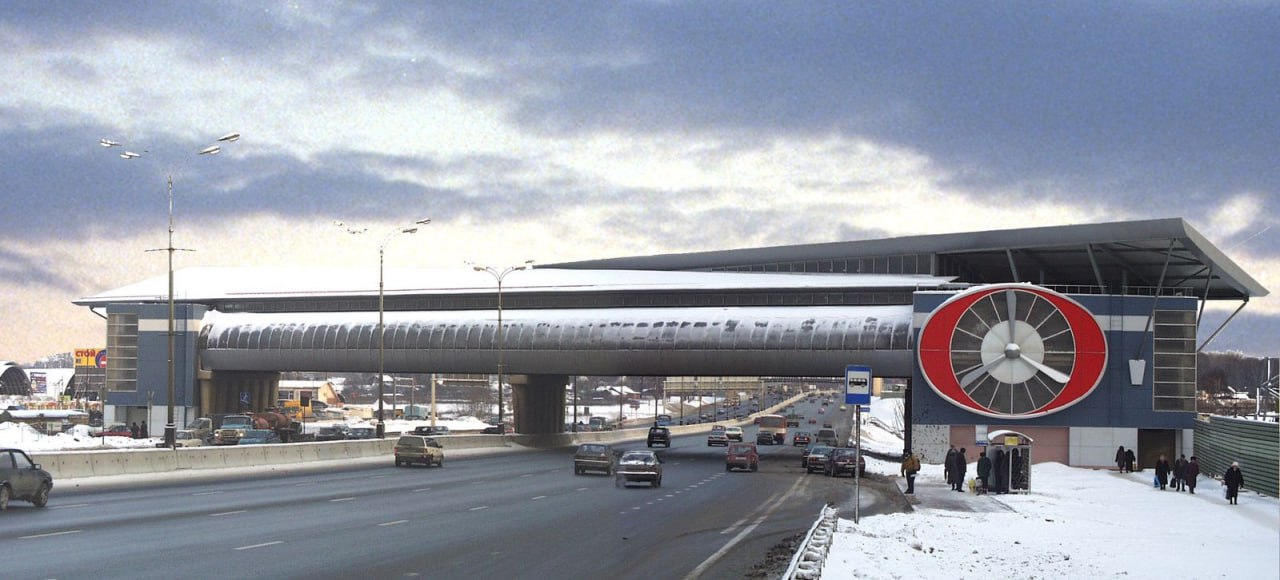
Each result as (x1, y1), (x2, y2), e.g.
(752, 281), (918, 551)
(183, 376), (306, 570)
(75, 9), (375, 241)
(1, 2), (1277, 364)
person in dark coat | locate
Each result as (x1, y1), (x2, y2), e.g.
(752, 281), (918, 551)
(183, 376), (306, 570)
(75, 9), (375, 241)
(1173, 454), (1188, 491)
(943, 446), (957, 488)
(1185, 456), (1201, 494)
(1154, 454), (1171, 490)
(950, 447), (968, 491)
(1223, 462), (1245, 504)
(1124, 448), (1136, 473)
(140, 420), (148, 438)
(976, 450), (992, 493)
(993, 449), (1008, 493)
(130, 422), (139, 439)
(1115, 446), (1126, 472)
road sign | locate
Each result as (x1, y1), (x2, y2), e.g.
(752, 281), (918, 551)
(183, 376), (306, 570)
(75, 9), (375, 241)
(239, 391), (251, 406)
(845, 365), (872, 406)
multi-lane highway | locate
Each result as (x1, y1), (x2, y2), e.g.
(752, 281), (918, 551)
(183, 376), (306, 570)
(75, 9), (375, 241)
(1, 397), (905, 579)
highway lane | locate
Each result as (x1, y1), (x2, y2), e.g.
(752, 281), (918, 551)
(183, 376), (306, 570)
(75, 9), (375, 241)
(1, 397), (901, 578)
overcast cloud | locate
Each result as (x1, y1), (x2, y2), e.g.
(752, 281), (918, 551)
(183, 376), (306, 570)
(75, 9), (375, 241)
(0, 1), (1275, 363)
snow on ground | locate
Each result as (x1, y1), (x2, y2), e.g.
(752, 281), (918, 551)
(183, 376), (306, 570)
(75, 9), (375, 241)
(822, 401), (1279, 580)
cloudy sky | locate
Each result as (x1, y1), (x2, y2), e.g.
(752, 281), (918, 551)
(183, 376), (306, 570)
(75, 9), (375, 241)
(1, 2), (1276, 364)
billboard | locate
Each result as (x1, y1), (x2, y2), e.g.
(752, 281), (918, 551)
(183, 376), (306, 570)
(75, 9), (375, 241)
(75, 348), (107, 369)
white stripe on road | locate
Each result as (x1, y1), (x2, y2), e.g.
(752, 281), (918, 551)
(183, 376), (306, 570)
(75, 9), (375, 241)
(51, 503), (90, 509)
(193, 491), (225, 496)
(378, 520), (409, 527)
(235, 541), (283, 551)
(210, 510), (247, 517)
(469, 506), (489, 511)
(531, 496), (547, 500)
(21, 530), (81, 539)
(329, 497), (356, 502)
(413, 488), (432, 493)
(685, 477), (806, 579)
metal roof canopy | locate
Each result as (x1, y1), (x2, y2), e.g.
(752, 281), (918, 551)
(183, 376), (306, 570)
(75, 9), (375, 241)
(551, 218), (1267, 302)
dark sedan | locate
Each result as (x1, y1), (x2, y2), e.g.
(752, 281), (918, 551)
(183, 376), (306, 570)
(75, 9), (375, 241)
(0, 448), (53, 510)
(315, 425), (349, 441)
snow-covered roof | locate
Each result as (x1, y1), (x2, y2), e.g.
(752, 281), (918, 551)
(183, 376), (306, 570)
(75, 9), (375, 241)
(74, 267), (955, 305)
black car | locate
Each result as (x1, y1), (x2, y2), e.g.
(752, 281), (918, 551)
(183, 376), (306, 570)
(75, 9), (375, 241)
(347, 427), (376, 440)
(413, 425), (451, 436)
(0, 448), (53, 510)
(647, 426), (671, 448)
(315, 425), (350, 441)
(824, 448), (866, 477)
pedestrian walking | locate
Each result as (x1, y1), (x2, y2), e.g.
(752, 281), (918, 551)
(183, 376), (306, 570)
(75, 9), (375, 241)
(141, 420), (148, 438)
(1185, 456), (1200, 494)
(1115, 446), (1126, 472)
(1154, 454), (1170, 490)
(993, 448), (1008, 493)
(900, 450), (921, 494)
(976, 450), (992, 493)
(950, 447), (968, 491)
(944, 446), (956, 487)
(1124, 448), (1136, 473)
(1223, 462), (1245, 505)
(1173, 454), (1188, 491)
(130, 422), (139, 439)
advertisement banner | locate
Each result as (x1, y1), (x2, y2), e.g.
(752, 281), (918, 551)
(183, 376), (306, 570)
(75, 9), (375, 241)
(75, 348), (105, 368)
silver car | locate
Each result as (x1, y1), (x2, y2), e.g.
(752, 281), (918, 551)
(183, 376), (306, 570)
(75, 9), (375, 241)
(615, 450), (663, 488)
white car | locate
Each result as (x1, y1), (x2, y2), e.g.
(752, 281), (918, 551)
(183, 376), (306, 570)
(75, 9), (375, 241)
(725, 426), (744, 441)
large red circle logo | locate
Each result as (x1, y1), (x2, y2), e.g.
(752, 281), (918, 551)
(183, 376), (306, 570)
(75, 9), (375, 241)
(918, 284), (1107, 419)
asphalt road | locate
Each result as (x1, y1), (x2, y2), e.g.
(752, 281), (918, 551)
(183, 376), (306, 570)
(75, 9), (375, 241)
(0, 397), (904, 579)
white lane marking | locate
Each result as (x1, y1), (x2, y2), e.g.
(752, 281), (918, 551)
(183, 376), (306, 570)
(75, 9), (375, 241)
(52, 503), (90, 509)
(193, 491), (225, 496)
(369, 475), (386, 479)
(235, 541), (283, 551)
(378, 520), (409, 527)
(294, 482), (317, 487)
(721, 514), (753, 535)
(469, 506), (489, 511)
(520, 473), (534, 478)
(575, 488), (588, 492)
(685, 477), (806, 580)
(21, 530), (81, 539)
(210, 510), (247, 517)
(329, 497), (356, 503)
(413, 488), (432, 493)
(531, 496), (547, 501)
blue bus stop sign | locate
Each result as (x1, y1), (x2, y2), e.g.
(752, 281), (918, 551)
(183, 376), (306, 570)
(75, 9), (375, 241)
(845, 365), (872, 406)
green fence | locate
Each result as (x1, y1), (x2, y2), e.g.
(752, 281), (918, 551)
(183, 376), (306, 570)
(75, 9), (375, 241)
(1193, 415), (1279, 498)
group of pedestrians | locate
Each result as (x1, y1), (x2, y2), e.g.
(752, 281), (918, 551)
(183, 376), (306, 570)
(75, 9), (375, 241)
(1114, 445), (1136, 472)
(944, 446), (967, 492)
(1116, 445), (1247, 504)
(129, 421), (148, 439)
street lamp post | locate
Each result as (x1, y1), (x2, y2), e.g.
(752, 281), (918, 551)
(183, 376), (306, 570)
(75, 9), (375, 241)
(341, 218), (431, 438)
(471, 261), (532, 429)
(102, 133), (239, 449)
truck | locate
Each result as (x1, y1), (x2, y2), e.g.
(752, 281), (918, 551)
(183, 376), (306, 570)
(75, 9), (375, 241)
(211, 412), (304, 445)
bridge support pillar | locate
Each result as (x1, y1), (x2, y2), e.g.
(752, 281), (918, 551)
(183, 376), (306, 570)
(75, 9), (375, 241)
(204, 370), (281, 415)
(510, 374), (567, 434)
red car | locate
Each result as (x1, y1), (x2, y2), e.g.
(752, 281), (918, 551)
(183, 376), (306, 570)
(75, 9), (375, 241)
(97, 424), (132, 437)
(725, 443), (759, 472)
(792, 432), (812, 447)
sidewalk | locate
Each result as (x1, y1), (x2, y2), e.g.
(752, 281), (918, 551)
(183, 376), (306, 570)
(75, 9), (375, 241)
(894, 471), (1016, 513)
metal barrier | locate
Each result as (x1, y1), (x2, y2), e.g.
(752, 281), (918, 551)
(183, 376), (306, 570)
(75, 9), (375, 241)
(1193, 415), (1278, 498)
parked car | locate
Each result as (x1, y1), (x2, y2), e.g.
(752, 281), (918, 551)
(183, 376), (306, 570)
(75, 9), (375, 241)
(0, 448), (53, 510)
(646, 426), (671, 448)
(792, 432), (812, 447)
(824, 448), (866, 477)
(805, 445), (835, 473)
(725, 443), (759, 472)
(347, 427), (377, 440)
(97, 424), (132, 438)
(615, 450), (663, 488)
(481, 423), (514, 434)
(412, 425), (450, 437)
(393, 435), (445, 467)
(724, 426), (744, 442)
(707, 426), (729, 447)
(237, 429), (282, 445)
(315, 425), (350, 441)
(573, 443), (614, 475)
